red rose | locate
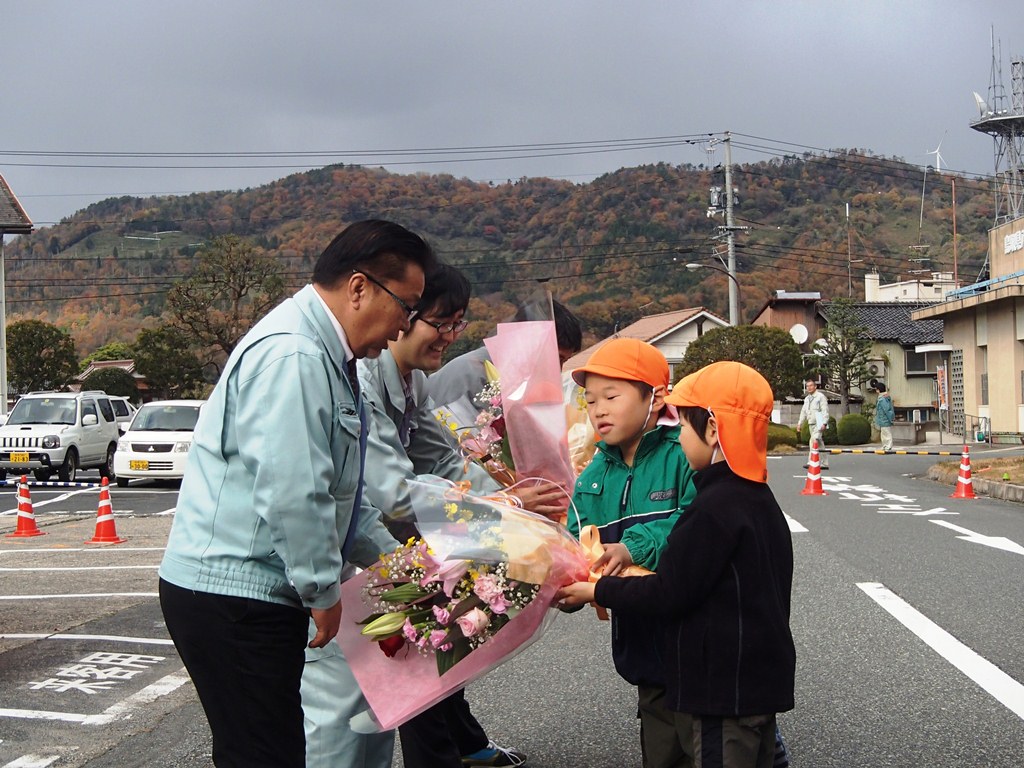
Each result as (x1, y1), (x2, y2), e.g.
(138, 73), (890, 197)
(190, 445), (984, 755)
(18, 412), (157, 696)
(378, 635), (405, 658)
(491, 416), (506, 437)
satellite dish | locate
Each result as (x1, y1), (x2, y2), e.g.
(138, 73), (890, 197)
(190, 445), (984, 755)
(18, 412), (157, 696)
(789, 323), (808, 344)
(813, 338), (828, 356)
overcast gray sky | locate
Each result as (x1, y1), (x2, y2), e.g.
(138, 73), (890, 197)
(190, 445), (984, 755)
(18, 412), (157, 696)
(3, 1), (1023, 228)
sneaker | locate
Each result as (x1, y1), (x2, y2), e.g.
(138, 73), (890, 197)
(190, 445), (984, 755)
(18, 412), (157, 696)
(461, 740), (528, 767)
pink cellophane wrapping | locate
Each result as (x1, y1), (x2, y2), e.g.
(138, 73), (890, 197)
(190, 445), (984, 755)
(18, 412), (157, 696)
(335, 478), (589, 731)
(484, 320), (576, 493)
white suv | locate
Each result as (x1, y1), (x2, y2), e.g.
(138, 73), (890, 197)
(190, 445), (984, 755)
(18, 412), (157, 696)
(0, 391), (121, 483)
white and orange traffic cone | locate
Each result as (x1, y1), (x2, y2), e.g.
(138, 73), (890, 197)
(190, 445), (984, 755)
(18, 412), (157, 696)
(950, 444), (976, 500)
(86, 477), (126, 544)
(7, 475), (45, 538)
(801, 440), (828, 496)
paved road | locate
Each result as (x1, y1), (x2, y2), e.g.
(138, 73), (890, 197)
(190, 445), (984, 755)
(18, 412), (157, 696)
(1, 452), (1023, 767)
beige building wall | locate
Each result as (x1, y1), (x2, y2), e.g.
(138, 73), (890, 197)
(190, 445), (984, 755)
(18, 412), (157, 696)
(916, 217), (1024, 432)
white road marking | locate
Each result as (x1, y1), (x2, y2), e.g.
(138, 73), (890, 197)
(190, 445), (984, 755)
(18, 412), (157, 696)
(784, 512), (808, 532)
(81, 669), (190, 725)
(0, 709), (88, 723)
(0, 593), (158, 601)
(1, 489), (97, 516)
(2, 753), (64, 766)
(858, 582), (1024, 721)
(2, 756), (63, 768)
(0, 565), (158, 572)
(0, 547), (164, 555)
(930, 520), (1024, 556)
(0, 633), (173, 645)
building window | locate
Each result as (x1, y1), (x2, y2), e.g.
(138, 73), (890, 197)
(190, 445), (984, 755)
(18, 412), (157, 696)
(904, 349), (945, 375)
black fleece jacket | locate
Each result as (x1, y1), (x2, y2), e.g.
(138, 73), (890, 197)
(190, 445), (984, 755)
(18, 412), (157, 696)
(594, 461), (795, 717)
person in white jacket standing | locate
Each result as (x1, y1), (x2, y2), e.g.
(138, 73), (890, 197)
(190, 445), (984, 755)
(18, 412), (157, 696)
(798, 378), (830, 470)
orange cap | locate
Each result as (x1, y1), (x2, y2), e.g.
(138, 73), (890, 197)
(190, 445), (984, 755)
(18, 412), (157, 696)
(665, 361), (773, 483)
(571, 338), (669, 389)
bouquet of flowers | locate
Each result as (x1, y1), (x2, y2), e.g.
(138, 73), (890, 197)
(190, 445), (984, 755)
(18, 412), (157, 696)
(336, 477), (590, 732)
(434, 382), (515, 487)
(357, 536), (541, 676)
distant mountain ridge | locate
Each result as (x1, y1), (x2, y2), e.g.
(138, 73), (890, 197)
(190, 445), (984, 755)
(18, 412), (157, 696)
(3, 151), (992, 355)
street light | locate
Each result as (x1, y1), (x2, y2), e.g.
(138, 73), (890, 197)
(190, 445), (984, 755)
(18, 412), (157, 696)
(686, 262), (743, 325)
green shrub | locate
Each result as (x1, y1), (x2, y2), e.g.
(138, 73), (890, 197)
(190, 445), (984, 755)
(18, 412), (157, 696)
(837, 413), (872, 445)
(767, 423), (798, 449)
(796, 416), (837, 446)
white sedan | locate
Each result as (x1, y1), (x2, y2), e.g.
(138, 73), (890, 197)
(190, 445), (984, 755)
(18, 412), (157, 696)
(113, 399), (205, 486)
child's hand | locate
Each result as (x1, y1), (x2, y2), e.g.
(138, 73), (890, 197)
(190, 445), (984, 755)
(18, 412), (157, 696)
(594, 542), (634, 576)
(556, 581), (596, 607)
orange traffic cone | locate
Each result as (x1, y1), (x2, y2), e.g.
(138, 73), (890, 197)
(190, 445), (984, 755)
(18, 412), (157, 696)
(801, 440), (828, 496)
(950, 445), (976, 499)
(7, 475), (45, 538)
(86, 477), (126, 544)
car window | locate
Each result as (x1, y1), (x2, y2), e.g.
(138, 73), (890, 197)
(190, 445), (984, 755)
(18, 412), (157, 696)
(112, 400), (128, 418)
(97, 398), (116, 422)
(133, 405), (201, 432)
(82, 400), (98, 422)
(7, 398), (77, 426)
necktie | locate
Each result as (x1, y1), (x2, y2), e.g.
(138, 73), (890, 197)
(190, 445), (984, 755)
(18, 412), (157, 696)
(398, 387), (416, 448)
(346, 358), (360, 401)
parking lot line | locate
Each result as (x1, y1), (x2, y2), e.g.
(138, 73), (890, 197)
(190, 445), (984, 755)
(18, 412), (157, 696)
(0, 592), (159, 601)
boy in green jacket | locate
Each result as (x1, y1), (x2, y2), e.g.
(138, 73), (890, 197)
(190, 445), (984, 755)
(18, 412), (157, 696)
(568, 338), (697, 768)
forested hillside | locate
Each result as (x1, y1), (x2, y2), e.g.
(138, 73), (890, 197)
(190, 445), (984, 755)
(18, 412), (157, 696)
(4, 149), (992, 356)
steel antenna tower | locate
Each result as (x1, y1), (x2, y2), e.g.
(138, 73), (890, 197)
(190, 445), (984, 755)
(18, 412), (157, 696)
(971, 33), (1024, 223)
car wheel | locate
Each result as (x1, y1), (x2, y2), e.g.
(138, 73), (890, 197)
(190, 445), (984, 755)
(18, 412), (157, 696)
(100, 444), (117, 481)
(116, 477), (129, 488)
(57, 449), (78, 483)
(34, 469), (52, 482)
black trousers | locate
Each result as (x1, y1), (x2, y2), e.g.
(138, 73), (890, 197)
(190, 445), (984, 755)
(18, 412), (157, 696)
(398, 688), (489, 768)
(159, 579), (309, 768)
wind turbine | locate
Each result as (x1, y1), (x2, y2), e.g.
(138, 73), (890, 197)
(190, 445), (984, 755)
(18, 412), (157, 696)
(928, 131), (947, 174)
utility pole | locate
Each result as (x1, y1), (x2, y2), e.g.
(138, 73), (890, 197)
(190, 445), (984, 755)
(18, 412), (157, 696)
(723, 133), (739, 325)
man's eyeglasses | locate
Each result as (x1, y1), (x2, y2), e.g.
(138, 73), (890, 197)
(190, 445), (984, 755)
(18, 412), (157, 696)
(417, 317), (469, 335)
(355, 271), (419, 322)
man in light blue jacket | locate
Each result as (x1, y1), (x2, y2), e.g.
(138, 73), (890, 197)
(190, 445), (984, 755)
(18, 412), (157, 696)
(159, 220), (436, 768)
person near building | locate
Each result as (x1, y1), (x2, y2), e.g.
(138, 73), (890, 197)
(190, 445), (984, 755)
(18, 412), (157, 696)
(797, 378), (830, 470)
(158, 220), (435, 767)
(875, 383), (895, 451)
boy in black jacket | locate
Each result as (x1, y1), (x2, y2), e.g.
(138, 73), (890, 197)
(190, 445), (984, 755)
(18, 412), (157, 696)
(559, 361), (795, 768)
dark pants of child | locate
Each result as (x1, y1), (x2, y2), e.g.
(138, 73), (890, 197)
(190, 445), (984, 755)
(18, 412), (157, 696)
(398, 688), (488, 768)
(639, 684), (693, 768)
(688, 713), (777, 768)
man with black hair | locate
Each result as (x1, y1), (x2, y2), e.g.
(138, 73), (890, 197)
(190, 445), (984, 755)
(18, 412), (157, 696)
(159, 220), (435, 768)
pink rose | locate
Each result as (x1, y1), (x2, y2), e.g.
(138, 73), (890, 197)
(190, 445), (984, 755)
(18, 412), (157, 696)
(455, 607), (490, 638)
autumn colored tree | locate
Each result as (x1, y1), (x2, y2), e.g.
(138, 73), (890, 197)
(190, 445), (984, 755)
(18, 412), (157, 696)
(166, 235), (286, 373)
(679, 325), (805, 401)
(7, 319), (78, 394)
(132, 325), (206, 400)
